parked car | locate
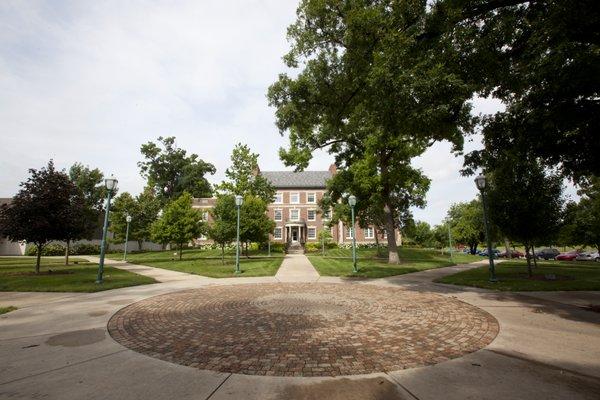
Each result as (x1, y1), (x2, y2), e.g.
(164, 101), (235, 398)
(499, 249), (524, 259)
(576, 252), (600, 262)
(556, 251), (581, 261)
(535, 248), (560, 260)
(478, 248), (500, 258)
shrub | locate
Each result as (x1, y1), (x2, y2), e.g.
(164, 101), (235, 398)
(26, 243), (66, 256)
(72, 243), (101, 255)
(304, 243), (321, 253)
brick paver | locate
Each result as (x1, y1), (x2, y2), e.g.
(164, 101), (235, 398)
(108, 283), (498, 377)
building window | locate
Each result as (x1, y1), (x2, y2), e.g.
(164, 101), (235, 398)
(382, 230), (388, 239)
(198, 233), (207, 240)
(202, 211), (209, 221)
(290, 209), (300, 221)
(365, 227), (374, 239)
(346, 227), (354, 239)
(322, 208), (331, 220)
(307, 209), (316, 221)
(274, 209), (282, 221)
(307, 193), (316, 203)
(274, 227), (282, 239)
(290, 192), (300, 204)
(307, 227), (316, 239)
(274, 192), (283, 204)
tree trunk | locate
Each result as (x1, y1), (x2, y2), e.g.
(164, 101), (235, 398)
(374, 227), (381, 258)
(504, 237), (511, 259)
(383, 202), (400, 264)
(525, 243), (533, 277)
(138, 240), (143, 252)
(532, 245), (538, 268)
(65, 240), (70, 265)
(179, 243), (183, 260)
(245, 241), (250, 258)
(35, 244), (42, 273)
(221, 244), (225, 265)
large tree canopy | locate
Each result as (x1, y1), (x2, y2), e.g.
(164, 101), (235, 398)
(68, 162), (106, 239)
(110, 187), (161, 251)
(139, 136), (216, 201)
(268, 0), (474, 263)
(430, 0), (600, 181)
(0, 161), (86, 272)
(216, 143), (275, 203)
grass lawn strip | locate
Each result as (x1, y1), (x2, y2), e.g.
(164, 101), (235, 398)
(307, 247), (479, 279)
(107, 249), (284, 278)
(436, 260), (600, 291)
(0, 306), (17, 315)
(0, 257), (156, 292)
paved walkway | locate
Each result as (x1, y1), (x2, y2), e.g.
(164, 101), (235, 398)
(1, 259), (600, 399)
(275, 254), (320, 282)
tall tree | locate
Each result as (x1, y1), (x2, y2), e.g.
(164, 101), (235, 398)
(68, 163), (106, 238)
(430, 0), (600, 182)
(216, 143), (275, 203)
(151, 193), (205, 260)
(0, 161), (86, 272)
(447, 199), (486, 255)
(239, 196), (276, 257)
(573, 177), (600, 252)
(268, 0), (474, 263)
(487, 158), (564, 276)
(110, 188), (161, 251)
(139, 136), (216, 202)
(207, 195), (238, 263)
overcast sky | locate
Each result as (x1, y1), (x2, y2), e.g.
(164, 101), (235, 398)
(0, 1), (576, 225)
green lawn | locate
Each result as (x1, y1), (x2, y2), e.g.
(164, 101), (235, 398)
(0, 306), (17, 315)
(307, 247), (478, 278)
(107, 249), (284, 278)
(0, 257), (156, 292)
(436, 260), (600, 291)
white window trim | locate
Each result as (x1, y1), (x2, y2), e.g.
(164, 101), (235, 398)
(364, 227), (374, 239)
(290, 192), (300, 204)
(307, 209), (317, 221)
(307, 226), (317, 239)
(274, 209), (283, 221)
(273, 227), (282, 239)
(307, 192), (316, 204)
(274, 192), (283, 204)
(346, 227), (354, 239)
(289, 208), (300, 221)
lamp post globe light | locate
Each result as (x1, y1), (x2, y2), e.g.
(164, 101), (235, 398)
(474, 174), (497, 282)
(96, 175), (118, 284)
(123, 214), (132, 261)
(235, 195), (243, 274)
(348, 195), (358, 273)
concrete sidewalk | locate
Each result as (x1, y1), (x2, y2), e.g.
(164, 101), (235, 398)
(1, 260), (600, 399)
(275, 254), (320, 282)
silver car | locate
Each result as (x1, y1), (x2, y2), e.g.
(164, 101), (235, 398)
(575, 252), (600, 262)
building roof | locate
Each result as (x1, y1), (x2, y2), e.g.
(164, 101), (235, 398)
(260, 171), (332, 189)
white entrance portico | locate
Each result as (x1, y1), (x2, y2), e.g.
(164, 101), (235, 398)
(285, 222), (306, 244)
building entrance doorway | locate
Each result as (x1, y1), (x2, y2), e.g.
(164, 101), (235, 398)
(291, 227), (299, 242)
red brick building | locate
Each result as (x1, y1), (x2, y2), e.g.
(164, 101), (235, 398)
(193, 165), (399, 249)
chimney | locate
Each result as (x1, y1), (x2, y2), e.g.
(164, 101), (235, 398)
(328, 163), (337, 175)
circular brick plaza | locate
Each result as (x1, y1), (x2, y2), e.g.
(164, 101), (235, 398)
(108, 283), (499, 377)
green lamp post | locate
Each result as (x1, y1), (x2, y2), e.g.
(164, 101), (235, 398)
(123, 214), (132, 261)
(348, 195), (358, 273)
(235, 195), (243, 274)
(96, 175), (118, 284)
(475, 174), (497, 282)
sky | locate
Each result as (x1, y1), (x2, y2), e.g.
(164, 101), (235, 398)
(0, 1), (576, 225)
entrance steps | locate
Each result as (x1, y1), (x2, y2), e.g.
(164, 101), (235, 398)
(286, 243), (305, 254)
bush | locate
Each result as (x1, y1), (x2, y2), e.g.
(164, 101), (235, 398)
(304, 243), (322, 253)
(26, 243), (66, 256)
(72, 243), (101, 255)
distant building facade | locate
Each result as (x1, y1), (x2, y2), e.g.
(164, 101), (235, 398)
(194, 165), (400, 248)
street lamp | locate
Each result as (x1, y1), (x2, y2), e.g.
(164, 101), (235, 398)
(235, 195), (243, 274)
(96, 175), (118, 283)
(348, 195), (358, 273)
(123, 214), (132, 261)
(475, 174), (497, 282)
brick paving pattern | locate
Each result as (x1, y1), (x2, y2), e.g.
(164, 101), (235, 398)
(108, 283), (499, 377)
